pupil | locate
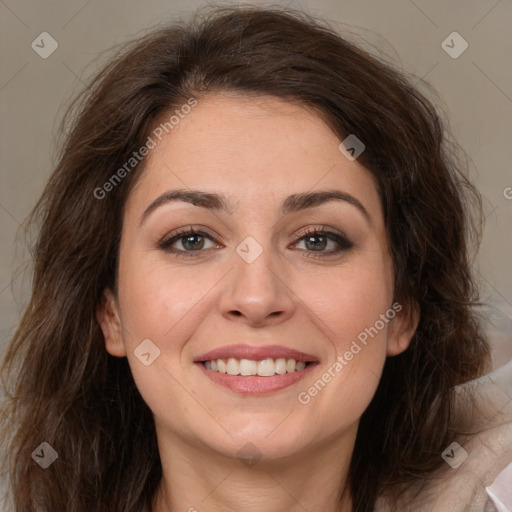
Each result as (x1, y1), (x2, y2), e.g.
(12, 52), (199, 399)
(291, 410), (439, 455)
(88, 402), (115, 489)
(183, 235), (204, 250)
(305, 235), (326, 251)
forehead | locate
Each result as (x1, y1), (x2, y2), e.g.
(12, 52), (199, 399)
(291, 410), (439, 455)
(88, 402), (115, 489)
(126, 93), (383, 225)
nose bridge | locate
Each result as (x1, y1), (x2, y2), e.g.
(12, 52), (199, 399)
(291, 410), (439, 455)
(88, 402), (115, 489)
(219, 233), (295, 325)
(235, 234), (277, 287)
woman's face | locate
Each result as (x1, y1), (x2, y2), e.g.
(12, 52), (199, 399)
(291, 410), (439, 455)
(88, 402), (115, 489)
(99, 93), (416, 462)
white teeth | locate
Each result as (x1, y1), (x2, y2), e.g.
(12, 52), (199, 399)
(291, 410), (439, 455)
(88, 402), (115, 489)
(217, 359), (227, 373)
(202, 357), (311, 376)
(286, 359), (296, 372)
(257, 359), (275, 377)
(239, 358), (257, 375)
(226, 358), (239, 376)
(274, 358), (287, 374)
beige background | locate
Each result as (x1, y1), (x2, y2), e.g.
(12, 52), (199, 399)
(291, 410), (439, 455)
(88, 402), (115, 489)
(1, 0), (511, 358)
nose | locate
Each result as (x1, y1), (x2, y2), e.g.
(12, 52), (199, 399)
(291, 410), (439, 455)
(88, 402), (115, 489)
(218, 240), (296, 327)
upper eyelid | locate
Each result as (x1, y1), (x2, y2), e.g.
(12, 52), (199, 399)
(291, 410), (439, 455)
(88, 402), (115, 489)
(160, 226), (221, 244)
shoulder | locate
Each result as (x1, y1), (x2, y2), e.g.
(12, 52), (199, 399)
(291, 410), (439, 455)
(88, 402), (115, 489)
(376, 358), (512, 511)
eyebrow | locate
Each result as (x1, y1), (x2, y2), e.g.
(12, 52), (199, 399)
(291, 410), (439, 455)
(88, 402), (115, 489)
(139, 188), (372, 227)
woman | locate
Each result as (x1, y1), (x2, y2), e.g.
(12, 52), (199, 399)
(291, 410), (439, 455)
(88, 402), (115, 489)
(1, 5), (510, 511)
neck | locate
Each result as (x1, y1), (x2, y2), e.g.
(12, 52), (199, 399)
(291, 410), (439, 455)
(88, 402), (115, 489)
(151, 423), (357, 512)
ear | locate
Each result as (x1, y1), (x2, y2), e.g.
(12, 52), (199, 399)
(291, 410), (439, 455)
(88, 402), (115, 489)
(96, 288), (127, 357)
(386, 301), (420, 357)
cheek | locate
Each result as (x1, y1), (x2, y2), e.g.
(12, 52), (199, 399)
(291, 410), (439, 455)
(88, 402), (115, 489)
(116, 255), (220, 404)
(117, 263), (214, 425)
(299, 258), (393, 351)
(294, 256), (392, 415)
(117, 249), (211, 344)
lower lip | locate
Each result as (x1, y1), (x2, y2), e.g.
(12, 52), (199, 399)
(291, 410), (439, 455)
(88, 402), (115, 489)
(195, 362), (318, 395)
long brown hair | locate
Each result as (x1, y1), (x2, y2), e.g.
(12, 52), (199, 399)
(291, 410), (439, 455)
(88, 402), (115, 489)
(0, 5), (490, 511)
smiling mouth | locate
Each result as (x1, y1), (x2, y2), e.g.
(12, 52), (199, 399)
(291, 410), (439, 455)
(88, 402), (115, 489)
(199, 357), (314, 377)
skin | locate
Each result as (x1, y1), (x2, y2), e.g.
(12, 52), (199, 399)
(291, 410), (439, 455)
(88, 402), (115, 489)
(98, 92), (419, 512)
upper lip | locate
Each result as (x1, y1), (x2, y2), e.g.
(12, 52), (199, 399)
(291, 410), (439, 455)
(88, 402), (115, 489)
(194, 344), (319, 363)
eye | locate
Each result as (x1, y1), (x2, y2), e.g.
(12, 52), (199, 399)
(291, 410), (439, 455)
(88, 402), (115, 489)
(292, 227), (353, 258)
(159, 227), (221, 257)
(159, 225), (353, 259)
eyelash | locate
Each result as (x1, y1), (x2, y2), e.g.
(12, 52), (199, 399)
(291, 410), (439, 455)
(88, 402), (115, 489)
(158, 226), (353, 259)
